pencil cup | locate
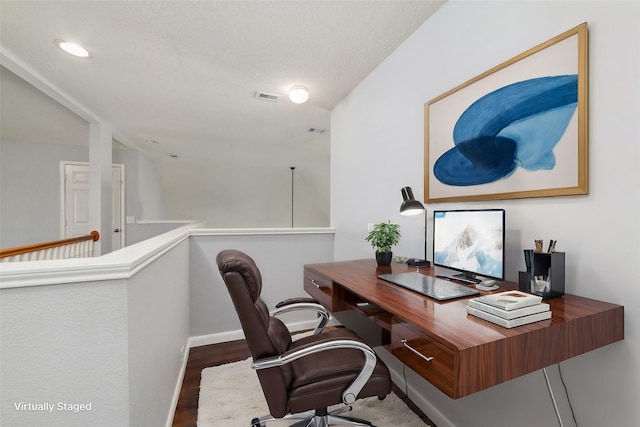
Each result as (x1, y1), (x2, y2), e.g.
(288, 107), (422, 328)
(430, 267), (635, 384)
(519, 251), (565, 300)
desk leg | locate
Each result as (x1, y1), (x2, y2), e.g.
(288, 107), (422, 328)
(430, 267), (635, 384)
(543, 366), (564, 427)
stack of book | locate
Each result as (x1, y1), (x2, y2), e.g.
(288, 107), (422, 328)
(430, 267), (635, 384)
(466, 290), (551, 328)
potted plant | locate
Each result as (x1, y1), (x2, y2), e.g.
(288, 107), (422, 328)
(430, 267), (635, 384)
(365, 221), (401, 266)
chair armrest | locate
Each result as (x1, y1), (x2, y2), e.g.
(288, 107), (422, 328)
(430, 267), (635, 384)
(252, 338), (377, 405)
(275, 297), (318, 308)
(271, 301), (330, 335)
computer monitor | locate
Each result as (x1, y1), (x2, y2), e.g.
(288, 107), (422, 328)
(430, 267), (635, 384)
(432, 209), (505, 281)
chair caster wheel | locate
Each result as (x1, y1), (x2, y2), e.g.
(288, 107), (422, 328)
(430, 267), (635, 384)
(378, 394), (387, 401)
(251, 417), (265, 427)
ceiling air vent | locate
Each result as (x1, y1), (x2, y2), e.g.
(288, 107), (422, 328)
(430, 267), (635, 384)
(255, 91), (280, 102)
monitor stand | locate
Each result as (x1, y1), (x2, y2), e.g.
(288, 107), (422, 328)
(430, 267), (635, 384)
(448, 273), (481, 284)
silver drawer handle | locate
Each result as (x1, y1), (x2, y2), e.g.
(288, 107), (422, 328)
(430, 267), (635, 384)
(311, 279), (320, 288)
(401, 339), (434, 362)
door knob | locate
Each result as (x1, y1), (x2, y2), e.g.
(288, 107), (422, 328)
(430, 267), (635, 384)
(114, 228), (120, 233)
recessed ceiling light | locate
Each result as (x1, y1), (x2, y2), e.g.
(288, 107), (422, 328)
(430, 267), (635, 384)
(289, 86), (309, 104)
(54, 39), (91, 58)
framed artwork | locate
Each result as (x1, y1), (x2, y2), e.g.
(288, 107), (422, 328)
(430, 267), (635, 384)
(425, 23), (588, 203)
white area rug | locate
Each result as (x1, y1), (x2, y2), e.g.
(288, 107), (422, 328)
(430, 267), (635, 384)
(197, 358), (430, 426)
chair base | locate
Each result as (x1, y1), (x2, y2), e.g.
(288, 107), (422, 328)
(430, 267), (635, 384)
(250, 405), (374, 427)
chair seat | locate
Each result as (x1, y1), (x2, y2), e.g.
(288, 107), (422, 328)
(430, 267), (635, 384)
(287, 328), (392, 414)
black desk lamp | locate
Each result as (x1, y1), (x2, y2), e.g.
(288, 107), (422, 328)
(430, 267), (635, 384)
(400, 186), (430, 267)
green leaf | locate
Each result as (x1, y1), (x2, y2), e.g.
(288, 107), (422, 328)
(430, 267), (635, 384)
(365, 220), (401, 252)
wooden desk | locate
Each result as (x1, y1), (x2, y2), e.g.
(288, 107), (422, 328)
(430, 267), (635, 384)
(304, 259), (624, 399)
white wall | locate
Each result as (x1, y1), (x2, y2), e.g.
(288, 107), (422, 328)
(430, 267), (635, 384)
(127, 238), (190, 427)
(189, 229), (335, 341)
(126, 220), (193, 246)
(0, 280), (130, 427)
(160, 157), (331, 229)
(331, 1), (639, 426)
(136, 151), (169, 220)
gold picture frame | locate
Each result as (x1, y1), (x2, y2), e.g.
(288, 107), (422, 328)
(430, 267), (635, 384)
(425, 23), (588, 203)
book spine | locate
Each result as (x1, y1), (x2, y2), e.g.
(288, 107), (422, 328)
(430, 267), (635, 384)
(505, 311), (551, 327)
(467, 306), (511, 327)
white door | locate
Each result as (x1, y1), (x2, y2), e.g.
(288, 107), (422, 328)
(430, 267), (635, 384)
(63, 164), (91, 238)
(62, 163), (125, 250)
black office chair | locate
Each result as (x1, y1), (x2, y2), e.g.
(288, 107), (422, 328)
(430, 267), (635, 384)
(216, 249), (392, 427)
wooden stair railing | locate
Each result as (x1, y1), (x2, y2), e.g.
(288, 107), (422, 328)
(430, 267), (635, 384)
(0, 231), (100, 262)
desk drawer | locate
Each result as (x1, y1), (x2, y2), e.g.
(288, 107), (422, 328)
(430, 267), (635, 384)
(304, 270), (333, 310)
(391, 322), (455, 398)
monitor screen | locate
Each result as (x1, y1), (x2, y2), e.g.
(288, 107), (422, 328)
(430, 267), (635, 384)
(432, 209), (505, 280)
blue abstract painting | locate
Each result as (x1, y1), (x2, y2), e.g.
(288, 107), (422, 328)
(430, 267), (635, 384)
(433, 75), (578, 186)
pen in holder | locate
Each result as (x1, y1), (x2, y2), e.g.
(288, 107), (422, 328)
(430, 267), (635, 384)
(519, 251), (565, 299)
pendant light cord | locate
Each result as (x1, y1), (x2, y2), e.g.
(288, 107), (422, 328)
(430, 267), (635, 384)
(290, 167), (295, 228)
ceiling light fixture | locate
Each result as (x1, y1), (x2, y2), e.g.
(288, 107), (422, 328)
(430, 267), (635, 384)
(54, 39), (91, 58)
(289, 86), (309, 104)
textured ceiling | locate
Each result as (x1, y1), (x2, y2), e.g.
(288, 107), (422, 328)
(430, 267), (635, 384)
(0, 0), (445, 225)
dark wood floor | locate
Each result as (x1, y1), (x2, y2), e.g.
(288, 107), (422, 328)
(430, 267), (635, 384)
(172, 339), (436, 426)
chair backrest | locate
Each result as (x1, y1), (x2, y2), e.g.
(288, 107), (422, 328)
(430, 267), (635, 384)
(216, 249), (293, 417)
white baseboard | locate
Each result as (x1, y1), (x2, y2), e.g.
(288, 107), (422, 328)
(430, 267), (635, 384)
(188, 329), (245, 348)
(166, 338), (191, 427)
